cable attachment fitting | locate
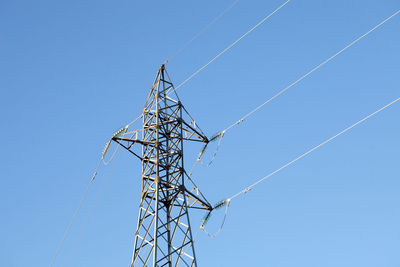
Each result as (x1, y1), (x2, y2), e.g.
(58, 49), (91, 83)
(241, 187), (252, 194)
(236, 118), (244, 125)
(91, 171), (97, 182)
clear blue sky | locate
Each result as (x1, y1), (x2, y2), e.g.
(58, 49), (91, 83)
(1, 0), (399, 266)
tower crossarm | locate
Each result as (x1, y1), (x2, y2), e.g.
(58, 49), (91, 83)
(183, 187), (212, 210)
(113, 136), (155, 146)
(180, 118), (209, 143)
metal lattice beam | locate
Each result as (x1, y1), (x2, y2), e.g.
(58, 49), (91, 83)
(113, 65), (211, 267)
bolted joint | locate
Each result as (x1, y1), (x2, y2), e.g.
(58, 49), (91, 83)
(178, 185), (185, 193)
(161, 199), (171, 209)
(141, 191), (148, 200)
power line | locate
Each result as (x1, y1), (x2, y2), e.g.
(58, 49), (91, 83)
(193, 8), (400, 166)
(229, 96), (400, 200)
(50, 160), (101, 267)
(176, 9), (400, 177)
(166, 0), (241, 63)
(222, 8), (400, 133)
(126, 114), (143, 128)
(50, 126), (128, 266)
(166, 0), (291, 95)
(200, 95), (400, 237)
(171, 9), (400, 236)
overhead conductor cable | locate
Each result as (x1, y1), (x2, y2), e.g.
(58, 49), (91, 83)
(50, 159), (101, 267)
(222, 8), (400, 133)
(50, 124), (130, 266)
(194, 8), (400, 166)
(231, 96), (400, 199)
(166, 0), (292, 95)
(202, 95), (400, 237)
(166, 0), (241, 63)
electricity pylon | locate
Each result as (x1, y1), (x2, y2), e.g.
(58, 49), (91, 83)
(112, 65), (212, 267)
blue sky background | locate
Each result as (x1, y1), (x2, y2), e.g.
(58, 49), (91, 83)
(1, 0), (399, 266)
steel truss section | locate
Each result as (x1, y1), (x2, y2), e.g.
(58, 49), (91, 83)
(113, 65), (212, 267)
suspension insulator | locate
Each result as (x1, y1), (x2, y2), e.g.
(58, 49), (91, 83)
(102, 140), (111, 159)
(213, 200), (227, 210)
(113, 125), (128, 138)
(209, 132), (223, 142)
(201, 211), (212, 227)
(197, 144), (208, 160)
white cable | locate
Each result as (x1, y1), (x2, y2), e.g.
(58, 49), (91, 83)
(229, 96), (400, 200)
(126, 114), (143, 128)
(50, 159), (101, 266)
(177, 8), (400, 180)
(223, 9), (400, 133)
(166, 0), (241, 63)
(50, 125), (125, 266)
(166, 0), (291, 95)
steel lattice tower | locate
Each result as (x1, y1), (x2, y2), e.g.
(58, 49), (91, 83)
(112, 65), (212, 267)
